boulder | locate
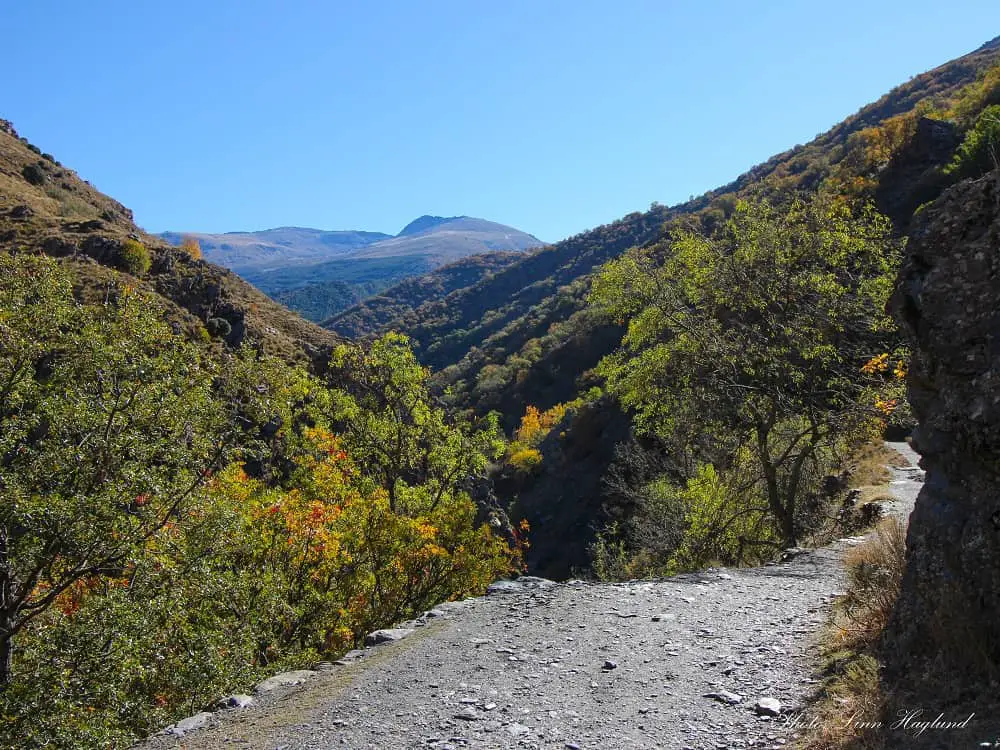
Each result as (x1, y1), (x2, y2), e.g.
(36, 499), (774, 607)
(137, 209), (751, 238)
(255, 669), (317, 693)
(364, 627), (415, 646)
(884, 175), (1000, 745)
(163, 711), (213, 737)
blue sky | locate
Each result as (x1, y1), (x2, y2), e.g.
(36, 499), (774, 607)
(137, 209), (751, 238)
(4, 2), (1000, 242)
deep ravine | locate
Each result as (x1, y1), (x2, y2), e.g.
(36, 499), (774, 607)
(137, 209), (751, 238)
(136, 443), (923, 750)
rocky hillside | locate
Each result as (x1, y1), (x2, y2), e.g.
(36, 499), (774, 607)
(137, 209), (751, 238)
(0, 119), (338, 365)
(884, 174), (1000, 747)
(335, 36), (1000, 424)
(161, 215), (543, 322)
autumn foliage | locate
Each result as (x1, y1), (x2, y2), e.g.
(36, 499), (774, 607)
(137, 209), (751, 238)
(0, 255), (517, 749)
(179, 235), (203, 259)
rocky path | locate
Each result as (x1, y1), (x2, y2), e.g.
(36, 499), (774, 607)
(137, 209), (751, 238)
(138, 443), (922, 750)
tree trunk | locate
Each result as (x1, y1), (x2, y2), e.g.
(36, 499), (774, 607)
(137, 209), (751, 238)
(0, 628), (11, 688)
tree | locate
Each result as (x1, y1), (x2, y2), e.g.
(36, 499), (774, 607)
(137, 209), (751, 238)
(325, 333), (504, 515)
(179, 236), (202, 260)
(590, 197), (903, 546)
(0, 255), (225, 686)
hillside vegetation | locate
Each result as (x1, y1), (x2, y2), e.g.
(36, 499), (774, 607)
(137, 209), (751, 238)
(0, 125), (520, 749)
(333, 36), (1000, 577)
(4, 33), (1000, 750)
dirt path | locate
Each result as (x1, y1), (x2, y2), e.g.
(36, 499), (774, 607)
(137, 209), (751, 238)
(137, 443), (922, 750)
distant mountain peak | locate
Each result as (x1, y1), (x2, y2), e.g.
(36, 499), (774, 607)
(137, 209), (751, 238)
(397, 215), (467, 237)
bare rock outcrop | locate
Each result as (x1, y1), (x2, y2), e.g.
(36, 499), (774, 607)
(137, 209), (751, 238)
(885, 175), (1000, 746)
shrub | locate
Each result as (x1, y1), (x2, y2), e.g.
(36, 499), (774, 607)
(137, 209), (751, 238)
(798, 517), (908, 749)
(944, 104), (1000, 180)
(22, 162), (47, 186)
(206, 316), (232, 338)
(508, 446), (543, 474)
(117, 238), (151, 276)
(180, 236), (203, 260)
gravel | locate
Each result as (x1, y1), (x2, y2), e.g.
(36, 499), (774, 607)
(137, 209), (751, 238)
(136, 443), (921, 750)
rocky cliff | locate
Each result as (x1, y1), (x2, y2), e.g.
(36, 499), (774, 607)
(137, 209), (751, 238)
(885, 174), (1000, 746)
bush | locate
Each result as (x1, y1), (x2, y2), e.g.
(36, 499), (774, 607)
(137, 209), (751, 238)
(22, 162), (47, 186)
(508, 445), (543, 474)
(180, 236), (203, 260)
(944, 104), (1000, 179)
(116, 238), (151, 276)
(206, 316), (232, 338)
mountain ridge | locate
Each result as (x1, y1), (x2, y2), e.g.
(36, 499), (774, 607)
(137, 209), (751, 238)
(158, 215), (544, 322)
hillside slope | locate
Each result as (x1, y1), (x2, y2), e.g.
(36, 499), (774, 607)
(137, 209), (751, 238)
(328, 251), (526, 337)
(0, 119), (338, 365)
(327, 36), (1000, 578)
(334, 38), (1000, 425)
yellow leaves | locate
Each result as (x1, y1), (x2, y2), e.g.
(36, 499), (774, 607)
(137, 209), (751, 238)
(862, 353), (906, 380)
(860, 112), (919, 167)
(202, 424), (518, 661)
(179, 236), (202, 260)
(861, 353), (890, 375)
(415, 520), (438, 541)
(509, 446), (543, 474)
(507, 402), (577, 475)
(874, 396), (898, 416)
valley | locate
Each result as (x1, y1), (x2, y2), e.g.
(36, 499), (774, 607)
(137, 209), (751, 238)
(2, 15), (999, 750)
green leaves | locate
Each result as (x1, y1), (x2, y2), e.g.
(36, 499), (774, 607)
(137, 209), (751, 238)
(0, 256), (513, 749)
(590, 196), (904, 550)
(945, 104), (1000, 179)
(326, 333), (504, 515)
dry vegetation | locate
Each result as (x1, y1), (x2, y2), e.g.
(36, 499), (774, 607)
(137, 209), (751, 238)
(0, 119), (341, 367)
(797, 517), (908, 750)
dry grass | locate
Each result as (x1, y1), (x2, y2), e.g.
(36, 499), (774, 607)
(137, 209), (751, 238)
(848, 440), (907, 489)
(839, 517), (907, 649)
(795, 517), (908, 750)
(797, 654), (884, 750)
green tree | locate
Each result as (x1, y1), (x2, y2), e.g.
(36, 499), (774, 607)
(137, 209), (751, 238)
(325, 333), (504, 515)
(945, 104), (1000, 181)
(591, 197), (902, 546)
(0, 255), (225, 686)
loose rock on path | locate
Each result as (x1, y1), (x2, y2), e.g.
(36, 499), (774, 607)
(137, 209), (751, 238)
(138, 443), (922, 750)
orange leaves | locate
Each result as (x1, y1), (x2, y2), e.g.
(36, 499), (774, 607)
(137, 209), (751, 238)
(860, 112), (920, 168)
(202, 426), (517, 661)
(179, 236), (202, 260)
(874, 396), (899, 416)
(862, 353), (890, 375)
(862, 353), (906, 380)
(54, 575), (102, 617)
(514, 403), (568, 446)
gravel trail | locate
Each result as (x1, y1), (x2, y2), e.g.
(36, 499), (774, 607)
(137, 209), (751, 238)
(137, 443), (922, 750)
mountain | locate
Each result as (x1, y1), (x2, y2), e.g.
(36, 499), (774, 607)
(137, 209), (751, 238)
(158, 227), (392, 274)
(327, 36), (1000, 577)
(160, 215), (544, 322)
(0, 119), (338, 365)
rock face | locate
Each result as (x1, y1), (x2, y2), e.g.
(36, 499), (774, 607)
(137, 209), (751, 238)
(885, 175), (1000, 746)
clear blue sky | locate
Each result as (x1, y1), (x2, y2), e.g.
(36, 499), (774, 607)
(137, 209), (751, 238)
(4, 2), (1000, 242)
